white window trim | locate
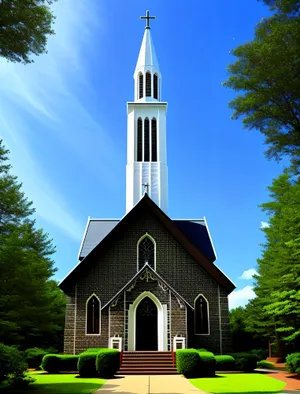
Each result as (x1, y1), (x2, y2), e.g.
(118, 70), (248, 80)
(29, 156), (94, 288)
(194, 294), (210, 336)
(85, 293), (101, 336)
(137, 233), (156, 272)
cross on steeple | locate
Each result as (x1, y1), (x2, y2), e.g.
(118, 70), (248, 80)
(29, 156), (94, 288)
(140, 10), (156, 30)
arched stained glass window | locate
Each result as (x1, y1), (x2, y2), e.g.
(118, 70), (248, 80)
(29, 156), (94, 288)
(151, 118), (157, 162)
(138, 235), (155, 270)
(194, 295), (209, 335)
(146, 71), (151, 97)
(86, 295), (100, 335)
(144, 118), (150, 162)
(137, 118), (143, 162)
(139, 73), (144, 99)
(154, 74), (158, 99)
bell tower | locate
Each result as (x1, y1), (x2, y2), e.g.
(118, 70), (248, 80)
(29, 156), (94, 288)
(126, 11), (168, 213)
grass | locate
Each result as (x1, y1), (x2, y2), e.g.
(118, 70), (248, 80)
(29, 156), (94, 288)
(189, 373), (286, 393)
(2, 371), (105, 394)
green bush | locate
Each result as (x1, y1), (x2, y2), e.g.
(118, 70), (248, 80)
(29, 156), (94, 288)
(0, 344), (27, 383)
(96, 349), (120, 378)
(41, 355), (60, 373)
(85, 348), (105, 353)
(257, 360), (275, 369)
(176, 349), (201, 378)
(249, 348), (268, 360)
(198, 351), (215, 377)
(7, 373), (36, 389)
(215, 355), (235, 371)
(230, 352), (260, 372)
(41, 354), (79, 373)
(197, 348), (208, 352)
(78, 352), (98, 377)
(286, 352), (300, 373)
(25, 348), (49, 369)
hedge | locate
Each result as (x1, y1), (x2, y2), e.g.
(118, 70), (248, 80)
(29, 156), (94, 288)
(41, 354), (79, 373)
(24, 348), (49, 369)
(198, 351), (215, 377)
(230, 352), (259, 372)
(0, 344), (27, 383)
(286, 352), (300, 373)
(257, 360), (275, 369)
(176, 349), (201, 378)
(96, 349), (120, 378)
(215, 355), (235, 371)
(85, 348), (105, 353)
(78, 352), (98, 377)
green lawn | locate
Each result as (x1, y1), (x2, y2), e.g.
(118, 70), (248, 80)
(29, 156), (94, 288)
(189, 373), (286, 393)
(2, 371), (105, 394)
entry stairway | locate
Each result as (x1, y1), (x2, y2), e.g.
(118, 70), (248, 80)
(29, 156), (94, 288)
(117, 351), (178, 375)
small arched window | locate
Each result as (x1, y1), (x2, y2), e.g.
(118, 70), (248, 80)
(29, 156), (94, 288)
(137, 118), (143, 162)
(194, 295), (209, 335)
(154, 74), (158, 99)
(138, 235), (155, 270)
(151, 118), (157, 162)
(139, 73), (144, 99)
(146, 71), (151, 97)
(86, 294), (100, 335)
(144, 118), (150, 162)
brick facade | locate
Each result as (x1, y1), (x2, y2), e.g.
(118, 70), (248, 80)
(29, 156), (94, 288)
(63, 207), (232, 355)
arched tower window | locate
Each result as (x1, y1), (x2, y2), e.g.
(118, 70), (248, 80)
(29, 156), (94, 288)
(194, 295), (209, 335)
(137, 118), (143, 162)
(138, 235), (155, 270)
(151, 118), (157, 162)
(154, 74), (158, 99)
(86, 294), (100, 335)
(146, 71), (151, 97)
(144, 118), (150, 162)
(139, 73), (144, 99)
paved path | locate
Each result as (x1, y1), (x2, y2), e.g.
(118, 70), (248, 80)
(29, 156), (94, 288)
(95, 375), (205, 393)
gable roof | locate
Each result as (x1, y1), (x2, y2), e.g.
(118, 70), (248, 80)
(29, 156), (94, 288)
(59, 194), (235, 293)
(102, 263), (193, 310)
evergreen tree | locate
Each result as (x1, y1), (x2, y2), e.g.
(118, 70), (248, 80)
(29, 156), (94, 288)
(0, 140), (65, 350)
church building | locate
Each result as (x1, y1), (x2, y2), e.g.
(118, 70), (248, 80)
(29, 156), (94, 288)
(59, 11), (235, 356)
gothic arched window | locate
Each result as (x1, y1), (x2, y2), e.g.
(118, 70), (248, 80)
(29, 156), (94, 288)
(86, 294), (100, 335)
(144, 118), (150, 162)
(154, 74), (158, 99)
(146, 71), (151, 97)
(139, 73), (144, 99)
(151, 118), (157, 162)
(138, 235), (155, 270)
(194, 295), (209, 335)
(137, 118), (143, 162)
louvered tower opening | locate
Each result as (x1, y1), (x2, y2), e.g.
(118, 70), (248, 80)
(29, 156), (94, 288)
(151, 118), (157, 162)
(137, 118), (143, 161)
(144, 118), (150, 161)
(139, 73), (143, 99)
(154, 74), (158, 99)
(146, 71), (151, 97)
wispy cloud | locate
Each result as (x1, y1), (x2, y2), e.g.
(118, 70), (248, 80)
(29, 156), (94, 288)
(261, 221), (270, 229)
(239, 268), (258, 280)
(0, 1), (119, 239)
(229, 286), (256, 309)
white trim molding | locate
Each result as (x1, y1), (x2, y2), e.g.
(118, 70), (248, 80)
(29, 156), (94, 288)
(128, 291), (167, 351)
(85, 293), (101, 336)
(137, 233), (156, 271)
(194, 294), (210, 336)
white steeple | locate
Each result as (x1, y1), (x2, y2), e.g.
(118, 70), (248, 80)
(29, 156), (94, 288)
(126, 11), (168, 214)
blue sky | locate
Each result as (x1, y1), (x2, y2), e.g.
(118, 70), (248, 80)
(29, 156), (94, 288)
(0, 0), (286, 309)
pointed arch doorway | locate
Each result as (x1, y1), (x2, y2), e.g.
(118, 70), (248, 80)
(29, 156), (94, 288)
(136, 296), (158, 350)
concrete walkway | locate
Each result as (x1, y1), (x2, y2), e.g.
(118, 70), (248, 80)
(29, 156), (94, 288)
(95, 375), (205, 393)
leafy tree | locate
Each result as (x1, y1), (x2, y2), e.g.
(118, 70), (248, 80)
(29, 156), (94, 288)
(0, 140), (65, 350)
(0, 0), (56, 64)
(223, 7), (300, 168)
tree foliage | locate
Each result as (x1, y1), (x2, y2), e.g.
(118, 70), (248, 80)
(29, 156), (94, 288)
(0, 140), (65, 350)
(0, 0), (56, 64)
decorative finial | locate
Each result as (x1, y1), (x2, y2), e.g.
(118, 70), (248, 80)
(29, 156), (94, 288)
(142, 182), (150, 195)
(140, 10), (156, 30)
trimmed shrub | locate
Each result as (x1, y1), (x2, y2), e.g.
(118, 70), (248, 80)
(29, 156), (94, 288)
(25, 348), (49, 369)
(198, 351), (216, 377)
(96, 349), (120, 378)
(41, 355), (60, 373)
(85, 348), (104, 353)
(78, 352), (98, 378)
(41, 354), (79, 373)
(257, 360), (275, 369)
(230, 352), (260, 372)
(176, 349), (201, 378)
(0, 344), (27, 383)
(286, 352), (300, 373)
(197, 348), (208, 352)
(215, 355), (235, 371)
